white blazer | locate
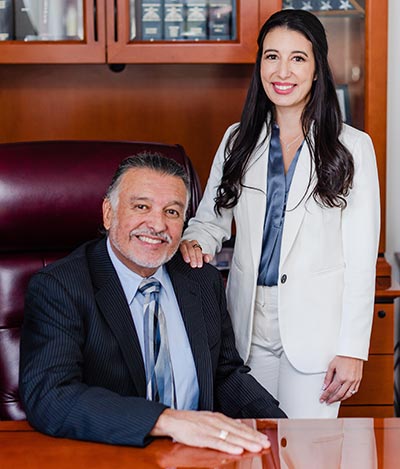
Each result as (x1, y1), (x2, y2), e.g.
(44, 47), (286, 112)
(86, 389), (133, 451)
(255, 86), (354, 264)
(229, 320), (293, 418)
(183, 122), (380, 373)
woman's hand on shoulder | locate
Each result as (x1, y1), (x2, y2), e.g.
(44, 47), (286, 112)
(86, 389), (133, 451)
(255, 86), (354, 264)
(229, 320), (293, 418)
(180, 240), (213, 268)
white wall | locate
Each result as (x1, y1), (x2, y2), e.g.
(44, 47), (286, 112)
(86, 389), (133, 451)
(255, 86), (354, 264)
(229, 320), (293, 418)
(387, 0), (400, 277)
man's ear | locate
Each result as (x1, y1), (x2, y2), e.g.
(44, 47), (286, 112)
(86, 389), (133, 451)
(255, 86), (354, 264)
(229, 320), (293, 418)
(102, 198), (113, 230)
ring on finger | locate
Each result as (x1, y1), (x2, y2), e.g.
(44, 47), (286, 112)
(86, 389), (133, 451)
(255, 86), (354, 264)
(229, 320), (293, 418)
(218, 429), (229, 441)
(349, 390), (357, 395)
(192, 243), (202, 250)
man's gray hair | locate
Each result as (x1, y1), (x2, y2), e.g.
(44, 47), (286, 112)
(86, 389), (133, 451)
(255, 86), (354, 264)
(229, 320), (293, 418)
(105, 152), (191, 210)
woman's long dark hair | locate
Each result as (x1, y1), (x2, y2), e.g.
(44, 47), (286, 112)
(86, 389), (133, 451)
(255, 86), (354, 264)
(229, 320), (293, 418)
(214, 9), (354, 214)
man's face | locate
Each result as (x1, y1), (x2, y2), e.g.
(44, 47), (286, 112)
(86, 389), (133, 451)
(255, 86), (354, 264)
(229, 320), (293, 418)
(103, 167), (188, 277)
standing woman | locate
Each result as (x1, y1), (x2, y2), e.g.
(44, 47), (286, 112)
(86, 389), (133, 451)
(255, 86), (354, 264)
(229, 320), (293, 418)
(180, 9), (380, 418)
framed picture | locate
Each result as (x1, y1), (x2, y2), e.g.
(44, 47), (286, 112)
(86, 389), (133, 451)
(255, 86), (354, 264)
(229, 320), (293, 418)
(336, 84), (352, 124)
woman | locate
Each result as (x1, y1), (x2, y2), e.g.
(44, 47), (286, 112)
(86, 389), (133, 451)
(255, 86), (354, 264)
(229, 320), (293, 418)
(180, 9), (380, 418)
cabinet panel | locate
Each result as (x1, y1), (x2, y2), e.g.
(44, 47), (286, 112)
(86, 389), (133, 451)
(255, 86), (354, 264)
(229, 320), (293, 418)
(107, 0), (263, 63)
(1, 0), (282, 64)
(343, 355), (393, 406)
(0, 62), (253, 189)
(339, 405), (394, 418)
(0, 1), (106, 64)
(369, 304), (394, 354)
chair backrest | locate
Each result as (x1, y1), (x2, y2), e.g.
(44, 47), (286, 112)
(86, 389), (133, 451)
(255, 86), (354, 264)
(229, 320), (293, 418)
(0, 140), (202, 420)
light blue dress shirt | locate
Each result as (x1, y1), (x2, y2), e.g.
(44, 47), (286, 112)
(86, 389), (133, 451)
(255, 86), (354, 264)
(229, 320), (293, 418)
(258, 124), (302, 286)
(106, 238), (199, 410)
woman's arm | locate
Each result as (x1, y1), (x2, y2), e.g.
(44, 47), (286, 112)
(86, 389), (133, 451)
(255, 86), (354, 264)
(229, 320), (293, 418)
(181, 124), (238, 266)
(321, 127), (380, 404)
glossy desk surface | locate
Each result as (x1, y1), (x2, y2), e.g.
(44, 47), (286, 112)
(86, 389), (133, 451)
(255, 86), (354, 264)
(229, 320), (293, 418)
(2, 418), (400, 468)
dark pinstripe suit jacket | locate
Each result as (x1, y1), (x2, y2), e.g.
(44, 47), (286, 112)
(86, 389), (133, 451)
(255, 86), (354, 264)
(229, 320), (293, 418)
(19, 237), (285, 447)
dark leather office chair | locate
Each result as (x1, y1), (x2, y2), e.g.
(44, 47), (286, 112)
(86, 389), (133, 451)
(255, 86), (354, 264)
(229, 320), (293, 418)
(0, 140), (202, 420)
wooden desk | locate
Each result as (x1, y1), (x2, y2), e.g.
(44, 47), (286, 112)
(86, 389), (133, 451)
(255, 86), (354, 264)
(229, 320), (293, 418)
(2, 418), (400, 468)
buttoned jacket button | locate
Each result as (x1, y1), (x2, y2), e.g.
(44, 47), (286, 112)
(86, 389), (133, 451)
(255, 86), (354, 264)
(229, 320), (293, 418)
(281, 274), (287, 284)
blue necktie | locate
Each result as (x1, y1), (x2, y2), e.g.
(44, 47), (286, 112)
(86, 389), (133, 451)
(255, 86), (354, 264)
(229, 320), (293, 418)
(138, 277), (176, 408)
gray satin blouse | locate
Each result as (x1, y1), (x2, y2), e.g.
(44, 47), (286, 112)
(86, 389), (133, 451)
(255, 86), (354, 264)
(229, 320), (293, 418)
(257, 124), (303, 286)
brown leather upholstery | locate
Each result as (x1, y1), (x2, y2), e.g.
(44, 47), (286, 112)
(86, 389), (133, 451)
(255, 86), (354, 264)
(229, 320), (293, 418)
(0, 140), (202, 420)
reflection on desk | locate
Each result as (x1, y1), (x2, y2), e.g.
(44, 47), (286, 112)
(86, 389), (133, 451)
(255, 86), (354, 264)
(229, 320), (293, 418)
(2, 418), (400, 468)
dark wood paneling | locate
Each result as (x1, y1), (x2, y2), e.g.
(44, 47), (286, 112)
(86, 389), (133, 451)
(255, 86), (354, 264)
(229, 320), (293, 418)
(0, 63), (253, 188)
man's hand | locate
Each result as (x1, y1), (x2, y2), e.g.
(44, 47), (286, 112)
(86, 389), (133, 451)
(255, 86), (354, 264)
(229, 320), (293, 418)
(320, 355), (364, 404)
(180, 240), (213, 268)
(150, 409), (270, 455)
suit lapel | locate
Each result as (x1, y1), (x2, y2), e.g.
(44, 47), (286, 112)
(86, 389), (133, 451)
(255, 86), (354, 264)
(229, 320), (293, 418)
(89, 239), (146, 396)
(167, 261), (214, 411)
(280, 141), (314, 266)
(242, 125), (271, 272)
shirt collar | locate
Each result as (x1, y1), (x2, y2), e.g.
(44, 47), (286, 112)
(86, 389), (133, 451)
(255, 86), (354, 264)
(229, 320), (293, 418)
(106, 237), (167, 304)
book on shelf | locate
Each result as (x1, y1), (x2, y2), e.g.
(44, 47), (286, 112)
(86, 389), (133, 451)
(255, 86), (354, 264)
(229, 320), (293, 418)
(140, 0), (163, 40)
(39, 0), (66, 41)
(14, 0), (38, 40)
(0, 0), (14, 40)
(136, 0), (238, 42)
(231, 0), (236, 41)
(14, 0), (78, 41)
(164, 1), (184, 40)
(130, 0), (137, 40)
(184, 0), (207, 40)
(209, 0), (235, 41)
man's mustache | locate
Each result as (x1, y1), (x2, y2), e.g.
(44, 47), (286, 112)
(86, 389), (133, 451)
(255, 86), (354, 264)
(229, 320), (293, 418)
(129, 229), (172, 243)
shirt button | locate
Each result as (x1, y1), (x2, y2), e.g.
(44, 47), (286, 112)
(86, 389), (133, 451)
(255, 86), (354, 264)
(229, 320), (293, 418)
(281, 274), (287, 284)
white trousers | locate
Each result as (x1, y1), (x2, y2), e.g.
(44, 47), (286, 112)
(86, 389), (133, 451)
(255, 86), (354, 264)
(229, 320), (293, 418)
(247, 286), (340, 418)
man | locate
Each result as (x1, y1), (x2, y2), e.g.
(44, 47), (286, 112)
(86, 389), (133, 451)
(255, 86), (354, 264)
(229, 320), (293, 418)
(20, 153), (285, 454)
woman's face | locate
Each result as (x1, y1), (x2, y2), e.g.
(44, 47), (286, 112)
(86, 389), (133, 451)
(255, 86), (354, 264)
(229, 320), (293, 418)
(260, 26), (316, 115)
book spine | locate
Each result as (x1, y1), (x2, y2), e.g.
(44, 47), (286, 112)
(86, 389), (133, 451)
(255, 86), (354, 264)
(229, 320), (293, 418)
(0, 0), (14, 40)
(184, 0), (207, 41)
(140, 0), (163, 40)
(231, 0), (236, 40)
(164, 1), (184, 40)
(209, 0), (233, 41)
(14, 0), (38, 41)
(130, 0), (138, 40)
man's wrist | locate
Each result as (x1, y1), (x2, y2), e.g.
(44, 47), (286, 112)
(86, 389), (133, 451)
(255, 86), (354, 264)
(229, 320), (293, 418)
(150, 408), (176, 437)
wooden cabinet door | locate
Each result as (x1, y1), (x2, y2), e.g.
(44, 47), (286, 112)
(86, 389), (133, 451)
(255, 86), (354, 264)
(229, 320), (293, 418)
(106, 0), (261, 64)
(0, 1), (106, 64)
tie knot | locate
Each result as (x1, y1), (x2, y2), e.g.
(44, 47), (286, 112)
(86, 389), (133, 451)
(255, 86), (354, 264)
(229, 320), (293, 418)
(138, 277), (161, 296)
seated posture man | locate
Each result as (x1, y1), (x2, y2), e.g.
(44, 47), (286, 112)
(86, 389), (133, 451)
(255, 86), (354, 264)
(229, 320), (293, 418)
(20, 153), (286, 454)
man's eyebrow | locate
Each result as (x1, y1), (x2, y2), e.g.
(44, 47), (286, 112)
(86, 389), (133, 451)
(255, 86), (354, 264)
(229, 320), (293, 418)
(128, 196), (150, 204)
(129, 196), (186, 209)
(129, 196), (149, 201)
(169, 200), (186, 209)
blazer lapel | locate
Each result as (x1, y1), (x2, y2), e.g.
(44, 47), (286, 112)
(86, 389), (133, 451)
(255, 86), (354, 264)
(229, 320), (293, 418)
(89, 239), (147, 397)
(167, 262), (214, 411)
(245, 124), (270, 192)
(242, 125), (271, 270)
(280, 141), (314, 267)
